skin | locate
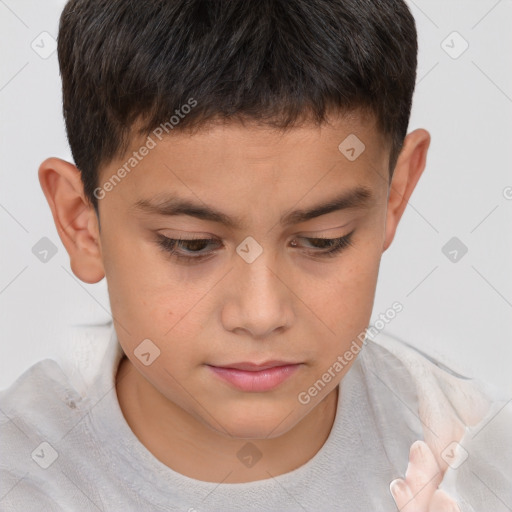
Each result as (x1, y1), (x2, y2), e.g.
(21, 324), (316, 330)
(38, 110), (449, 503)
(391, 441), (461, 511)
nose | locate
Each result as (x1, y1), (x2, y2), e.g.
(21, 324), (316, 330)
(221, 250), (293, 339)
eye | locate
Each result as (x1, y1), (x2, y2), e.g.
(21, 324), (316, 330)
(291, 230), (355, 258)
(155, 230), (355, 263)
(156, 234), (221, 263)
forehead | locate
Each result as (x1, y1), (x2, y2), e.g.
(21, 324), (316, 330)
(98, 112), (391, 222)
(120, 109), (389, 166)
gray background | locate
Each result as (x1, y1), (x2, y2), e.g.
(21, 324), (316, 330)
(1, 0), (511, 391)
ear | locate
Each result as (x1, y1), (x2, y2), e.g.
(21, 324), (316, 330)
(382, 129), (431, 252)
(38, 157), (105, 283)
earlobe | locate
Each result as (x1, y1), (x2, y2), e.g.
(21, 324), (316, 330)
(38, 157), (105, 284)
(382, 129), (431, 252)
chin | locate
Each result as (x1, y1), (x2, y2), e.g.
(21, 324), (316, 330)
(205, 402), (300, 440)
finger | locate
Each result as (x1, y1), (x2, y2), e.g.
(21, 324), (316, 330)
(404, 441), (443, 510)
(422, 412), (466, 474)
(428, 489), (461, 512)
(390, 478), (415, 511)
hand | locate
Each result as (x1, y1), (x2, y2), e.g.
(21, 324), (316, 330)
(390, 440), (460, 512)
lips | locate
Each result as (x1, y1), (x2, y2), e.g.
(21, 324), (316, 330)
(213, 360), (298, 371)
(207, 362), (302, 392)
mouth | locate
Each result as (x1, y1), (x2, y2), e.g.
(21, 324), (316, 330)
(213, 360), (300, 371)
(206, 362), (302, 392)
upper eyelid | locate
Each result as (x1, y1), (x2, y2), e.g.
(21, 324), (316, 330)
(157, 224), (354, 241)
(160, 234), (350, 244)
(157, 233), (354, 252)
(156, 232), (355, 262)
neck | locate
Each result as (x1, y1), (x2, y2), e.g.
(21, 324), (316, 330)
(115, 356), (339, 483)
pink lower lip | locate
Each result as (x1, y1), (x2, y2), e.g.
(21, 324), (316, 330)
(207, 364), (301, 392)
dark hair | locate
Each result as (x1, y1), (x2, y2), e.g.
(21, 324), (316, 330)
(57, 0), (418, 215)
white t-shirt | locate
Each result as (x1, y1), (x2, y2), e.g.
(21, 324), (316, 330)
(1, 323), (511, 511)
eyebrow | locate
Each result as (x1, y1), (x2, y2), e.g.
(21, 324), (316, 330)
(131, 186), (374, 230)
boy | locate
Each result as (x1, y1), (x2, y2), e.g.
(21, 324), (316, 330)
(1, 0), (511, 510)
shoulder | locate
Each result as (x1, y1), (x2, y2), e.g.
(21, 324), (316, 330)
(361, 332), (512, 511)
(0, 359), (87, 510)
(361, 331), (507, 422)
(0, 357), (91, 456)
(0, 357), (89, 438)
(0, 323), (121, 509)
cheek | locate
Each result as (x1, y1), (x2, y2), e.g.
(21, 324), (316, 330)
(104, 252), (213, 362)
(99, 234), (176, 349)
(101, 227), (176, 316)
(306, 247), (381, 337)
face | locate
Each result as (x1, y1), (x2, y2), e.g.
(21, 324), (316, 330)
(94, 113), (392, 439)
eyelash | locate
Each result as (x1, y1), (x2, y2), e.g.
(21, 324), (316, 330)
(156, 231), (355, 263)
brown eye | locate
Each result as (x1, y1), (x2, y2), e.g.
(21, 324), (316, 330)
(291, 231), (355, 258)
(156, 235), (221, 261)
(155, 230), (355, 265)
